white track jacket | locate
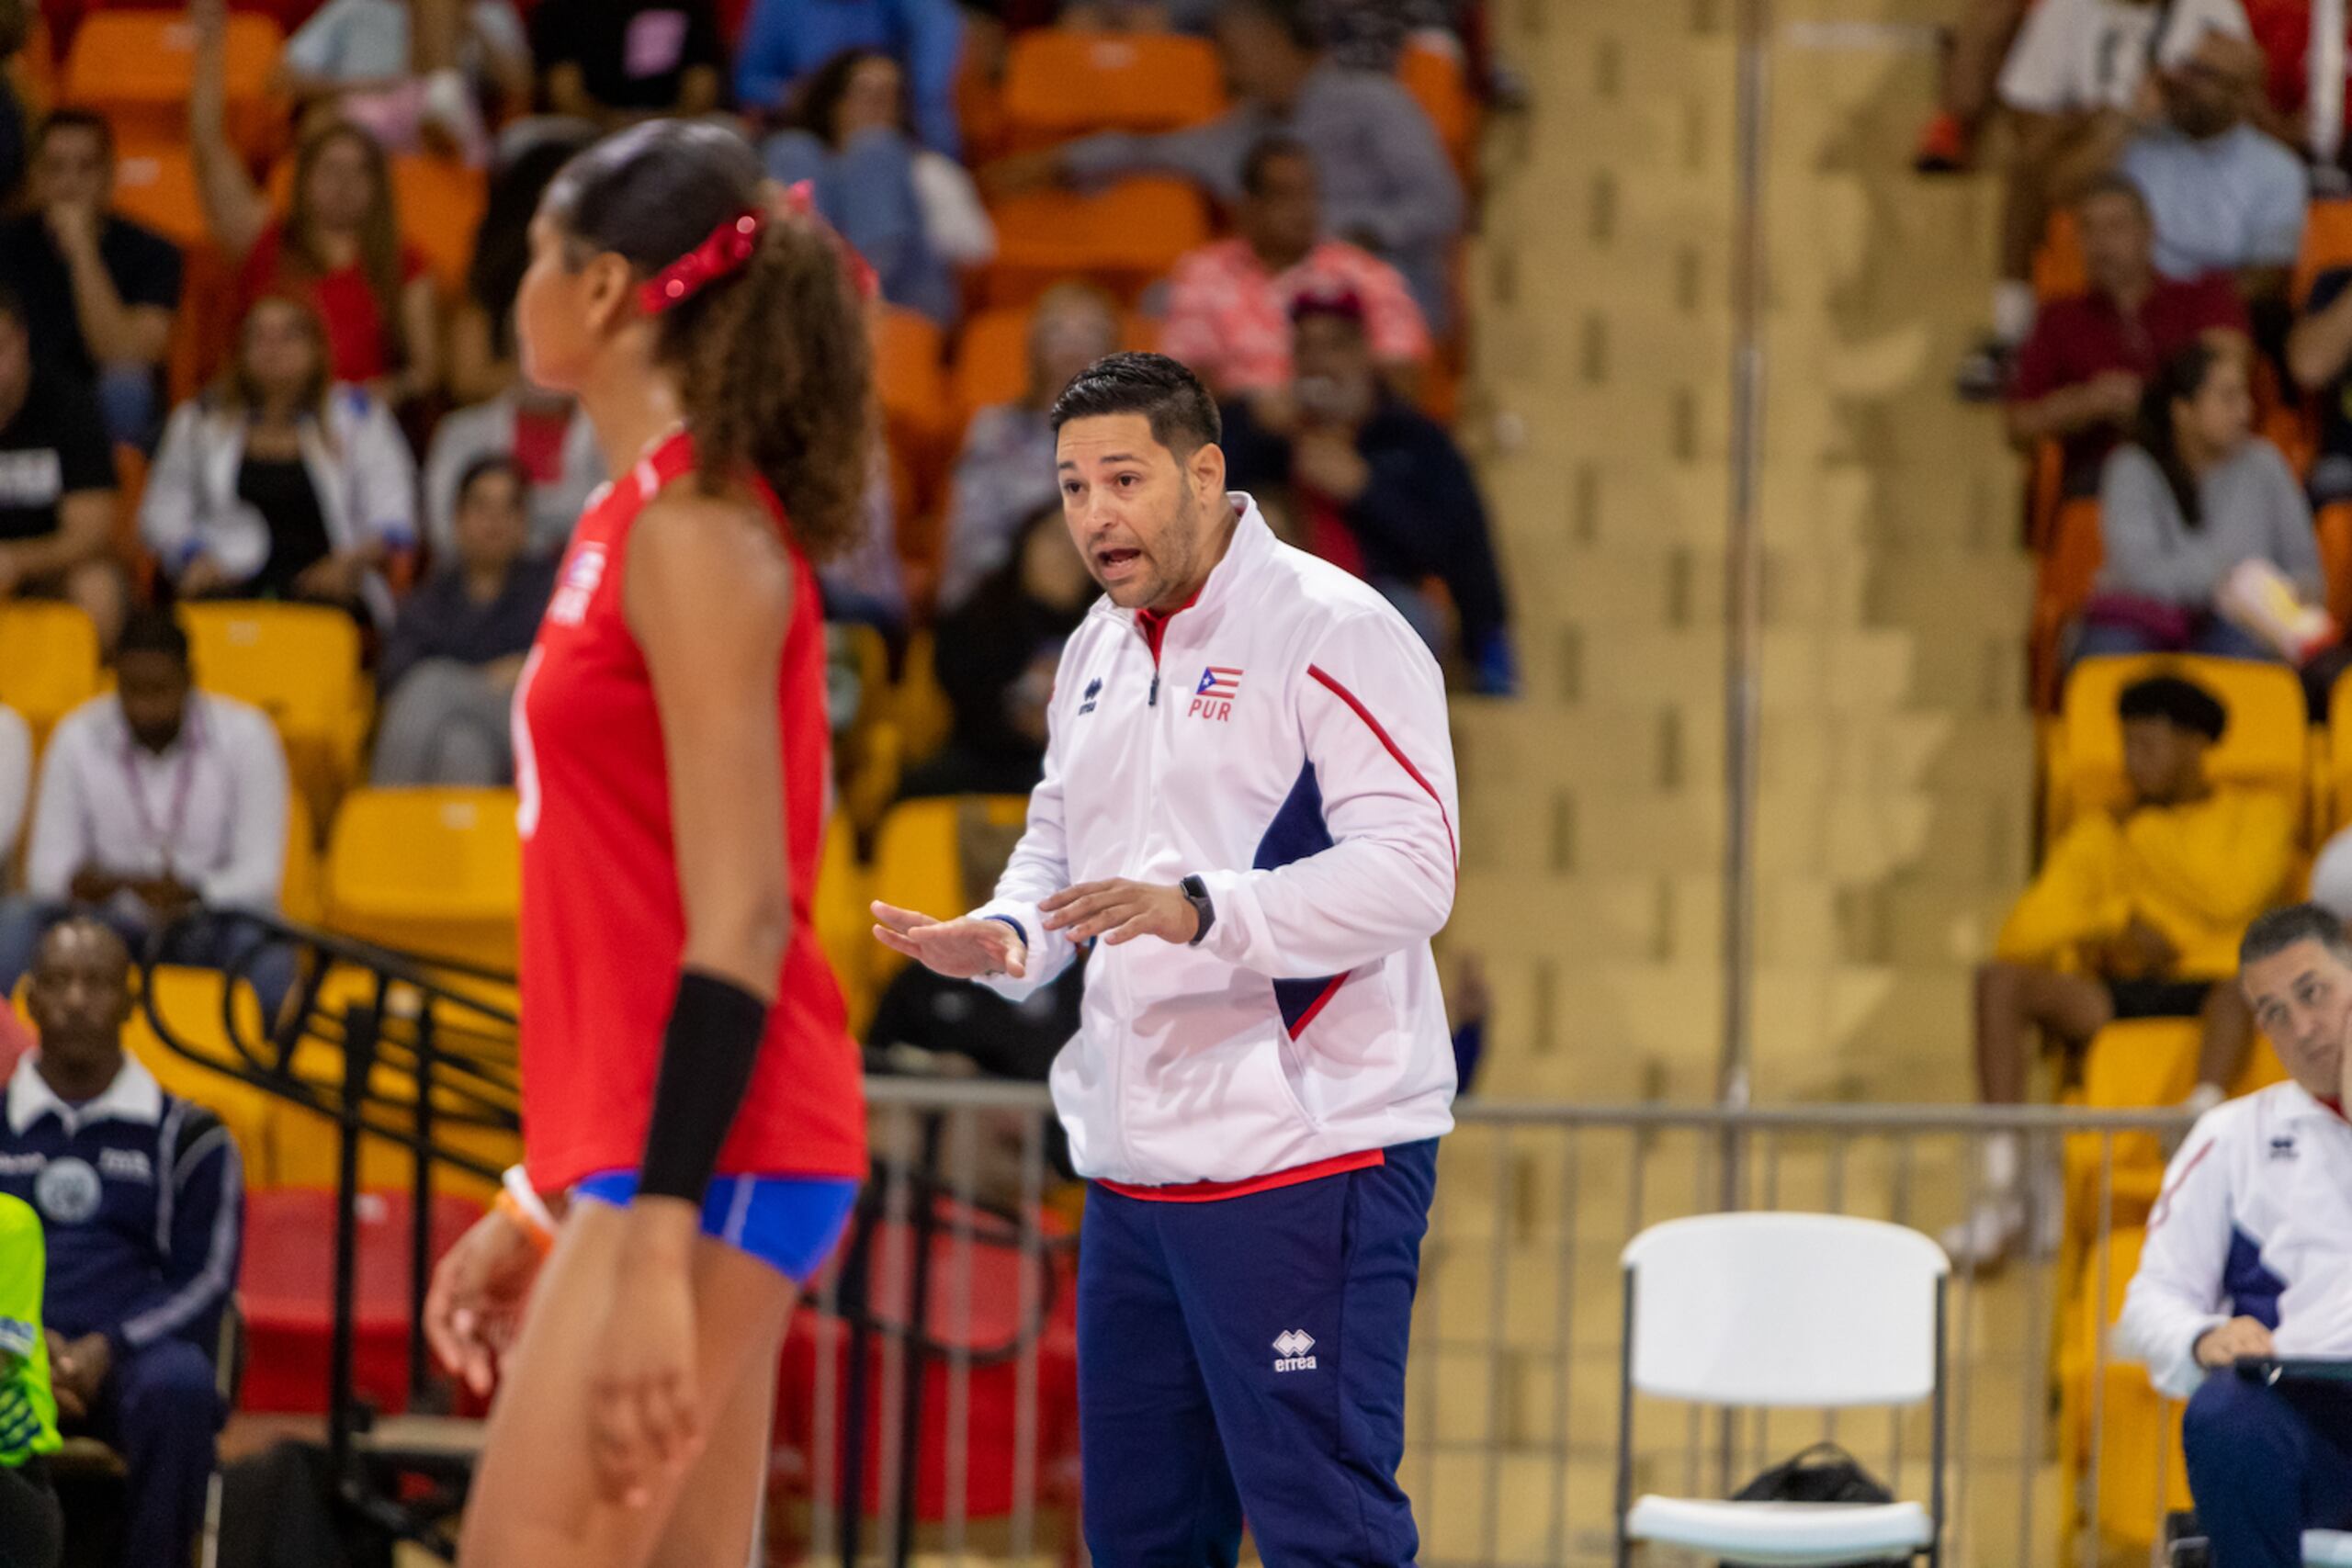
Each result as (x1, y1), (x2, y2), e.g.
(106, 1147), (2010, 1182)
(969, 494), (1460, 1188)
(2118, 1080), (2352, 1397)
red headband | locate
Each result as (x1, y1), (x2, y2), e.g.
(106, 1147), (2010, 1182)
(635, 183), (879, 317)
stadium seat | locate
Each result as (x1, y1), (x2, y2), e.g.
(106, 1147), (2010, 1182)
(62, 10), (284, 159)
(2045, 656), (2307, 837)
(122, 965), (284, 1189)
(179, 601), (369, 812)
(2028, 495), (2101, 712)
(985, 178), (1212, 308)
(2320, 502), (2352, 632)
(238, 1186), (482, 1414)
(1001, 29), (1225, 149)
(866, 795), (1032, 986)
(2033, 209), (2086, 302)
(11, 16), (52, 119)
(892, 628), (956, 765)
(263, 151), (485, 295)
(0, 602), (101, 749)
(280, 786), (322, 928)
(108, 137), (210, 251)
(2057, 1225), (2194, 1551)
(814, 812), (872, 1032)
(1397, 37), (1475, 175)
(950, 303), (1159, 433)
(324, 787), (519, 971)
(2296, 199), (2352, 309)
(872, 304), (952, 504)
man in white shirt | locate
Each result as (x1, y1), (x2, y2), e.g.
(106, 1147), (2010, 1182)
(0, 610), (290, 1008)
(2120, 33), (2310, 290)
(2119, 903), (2352, 1567)
(873, 352), (1456, 1566)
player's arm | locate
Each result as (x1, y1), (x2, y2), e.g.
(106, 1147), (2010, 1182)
(588, 489), (797, 1505)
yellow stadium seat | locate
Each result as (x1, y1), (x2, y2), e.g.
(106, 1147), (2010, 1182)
(63, 11), (284, 160)
(0, 603), (100, 749)
(893, 629), (956, 766)
(2047, 656), (2306, 838)
(325, 788), (520, 970)
(281, 787), (322, 928)
(2319, 671), (2352, 832)
(124, 966), (285, 1190)
(2058, 1226), (2194, 1551)
(985, 178), (1212, 308)
(180, 601), (370, 814)
(1001, 29), (1225, 148)
(866, 795), (1032, 986)
(815, 812), (873, 1033)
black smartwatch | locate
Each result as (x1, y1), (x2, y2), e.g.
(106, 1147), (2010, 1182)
(1180, 874), (1216, 946)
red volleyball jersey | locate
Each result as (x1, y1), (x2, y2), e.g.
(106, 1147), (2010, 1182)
(514, 429), (866, 1191)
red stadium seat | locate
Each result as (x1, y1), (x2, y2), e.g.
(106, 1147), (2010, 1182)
(237, 1187), (484, 1414)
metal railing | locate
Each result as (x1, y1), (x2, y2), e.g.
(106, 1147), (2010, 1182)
(790, 1082), (2200, 1568)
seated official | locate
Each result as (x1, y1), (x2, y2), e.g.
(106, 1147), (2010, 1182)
(0, 919), (241, 1568)
(0, 612), (291, 1009)
(1948, 674), (2295, 1267)
(2120, 902), (2352, 1568)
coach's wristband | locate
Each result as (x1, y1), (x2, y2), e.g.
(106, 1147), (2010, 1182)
(638, 970), (771, 1204)
(979, 914), (1028, 948)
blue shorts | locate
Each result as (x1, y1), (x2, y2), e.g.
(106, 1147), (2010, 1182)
(572, 1169), (860, 1284)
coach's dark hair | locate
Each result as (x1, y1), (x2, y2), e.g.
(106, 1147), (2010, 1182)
(2241, 903), (2352, 969)
(116, 609), (189, 669)
(1049, 352), (1221, 457)
(545, 120), (873, 561)
(1218, 0), (1322, 50)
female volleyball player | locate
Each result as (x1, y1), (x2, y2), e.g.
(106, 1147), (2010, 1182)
(420, 120), (871, 1567)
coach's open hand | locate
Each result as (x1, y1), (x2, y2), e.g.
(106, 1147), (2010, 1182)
(872, 902), (1028, 979)
(1041, 880), (1200, 946)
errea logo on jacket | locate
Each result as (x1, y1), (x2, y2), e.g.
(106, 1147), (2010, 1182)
(1272, 1329), (1317, 1371)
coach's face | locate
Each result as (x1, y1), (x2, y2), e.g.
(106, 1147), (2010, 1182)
(1057, 412), (1229, 611)
(2243, 938), (2352, 1099)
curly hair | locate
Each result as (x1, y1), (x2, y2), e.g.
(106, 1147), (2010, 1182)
(544, 120), (875, 562)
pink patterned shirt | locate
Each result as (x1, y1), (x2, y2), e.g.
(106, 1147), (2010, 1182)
(1159, 238), (1432, 395)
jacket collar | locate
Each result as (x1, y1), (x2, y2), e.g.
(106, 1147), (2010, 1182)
(2271, 1078), (2350, 1127)
(7, 1051), (162, 1136)
(1091, 491), (1275, 634)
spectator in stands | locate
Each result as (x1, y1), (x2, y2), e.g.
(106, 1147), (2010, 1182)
(2285, 226), (2352, 505)
(527, 0), (723, 127)
(1160, 134), (1429, 398)
(763, 48), (993, 325)
(424, 387), (600, 558)
(735, 0), (966, 158)
(904, 505), (1091, 798)
(447, 133), (587, 404)
(1954, 0), (2248, 399)
(0, 288), (123, 649)
(988, 0), (1464, 332)
(2080, 340), (2317, 660)
(1948, 673), (2292, 1267)
(0, 614), (290, 1008)
(193, 0), (441, 407)
(0, 702), (23, 870)
(2119, 31), (2306, 299)
(0, 918), (240, 1568)
(823, 461), (912, 630)
(2120, 903), (2352, 1568)
(1912, 0), (2026, 172)
(1059, 0), (1460, 70)
(0, 111), (182, 450)
(2007, 174), (2248, 494)
(141, 296), (418, 624)
(2240, 0), (2352, 168)
(372, 457), (553, 786)
(1219, 283), (1515, 692)
(937, 280), (1122, 613)
(276, 0), (530, 163)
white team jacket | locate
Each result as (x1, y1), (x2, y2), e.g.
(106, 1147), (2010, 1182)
(2118, 1080), (2352, 1397)
(968, 494), (1460, 1187)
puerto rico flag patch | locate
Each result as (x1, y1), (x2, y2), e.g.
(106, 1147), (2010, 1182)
(1190, 665), (1242, 722)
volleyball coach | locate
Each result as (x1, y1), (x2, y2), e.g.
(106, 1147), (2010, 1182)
(873, 352), (1459, 1566)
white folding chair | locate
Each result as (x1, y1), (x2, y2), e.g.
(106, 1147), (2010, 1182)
(2308, 1532), (2352, 1567)
(1614, 1213), (1951, 1568)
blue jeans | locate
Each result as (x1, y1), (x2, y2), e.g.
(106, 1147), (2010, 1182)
(2072, 615), (2278, 663)
(93, 366), (158, 451)
(2183, 1371), (2352, 1567)
(1077, 1142), (1437, 1567)
(762, 126), (956, 325)
(0, 897), (294, 1019)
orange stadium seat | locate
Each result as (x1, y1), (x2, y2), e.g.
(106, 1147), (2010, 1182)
(0, 602), (101, 748)
(985, 177), (1212, 308)
(1001, 28), (1225, 148)
(2320, 501), (2352, 629)
(2046, 655), (2307, 836)
(108, 138), (210, 251)
(263, 152), (484, 294)
(1397, 37), (1475, 175)
(872, 304), (952, 504)
(11, 16), (53, 118)
(324, 787), (520, 970)
(2029, 495), (2102, 711)
(62, 10), (284, 158)
(2296, 198), (2352, 308)
(950, 303), (1158, 432)
(2033, 209), (2086, 301)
